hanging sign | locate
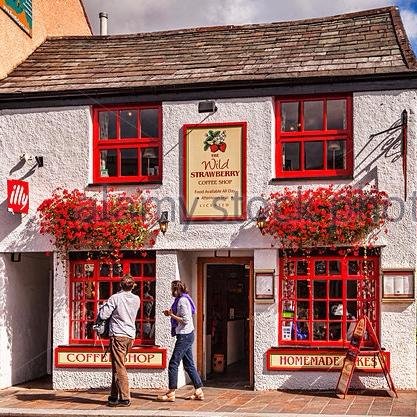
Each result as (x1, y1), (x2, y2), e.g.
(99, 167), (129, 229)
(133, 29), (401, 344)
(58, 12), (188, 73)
(182, 122), (247, 221)
(7, 179), (29, 214)
(0, 0), (32, 35)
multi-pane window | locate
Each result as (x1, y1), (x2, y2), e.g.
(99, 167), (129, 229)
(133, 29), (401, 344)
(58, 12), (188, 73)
(69, 251), (156, 345)
(276, 95), (353, 178)
(93, 105), (162, 183)
(279, 253), (378, 347)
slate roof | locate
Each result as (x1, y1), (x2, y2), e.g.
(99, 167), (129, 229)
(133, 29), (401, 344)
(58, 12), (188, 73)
(0, 6), (415, 96)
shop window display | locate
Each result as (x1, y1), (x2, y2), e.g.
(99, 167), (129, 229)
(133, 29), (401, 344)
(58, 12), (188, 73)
(280, 252), (378, 347)
(69, 251), (156, 345)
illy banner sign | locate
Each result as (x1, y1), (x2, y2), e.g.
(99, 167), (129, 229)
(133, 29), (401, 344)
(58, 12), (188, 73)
(7, 179), (29, 214)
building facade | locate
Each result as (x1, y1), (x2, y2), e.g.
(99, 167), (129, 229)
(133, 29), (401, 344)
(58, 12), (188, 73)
(0, 6), (416, 391)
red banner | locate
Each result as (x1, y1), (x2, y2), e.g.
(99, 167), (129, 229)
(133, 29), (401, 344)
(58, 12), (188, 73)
(7, 179), (29, 214)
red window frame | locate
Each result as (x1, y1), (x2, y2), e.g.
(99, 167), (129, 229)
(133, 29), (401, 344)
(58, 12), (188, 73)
(279, 253), (379, 348)
(275, 95), (353, 179)
(93, 104), (162, 184)
(69, 252), (156, 346)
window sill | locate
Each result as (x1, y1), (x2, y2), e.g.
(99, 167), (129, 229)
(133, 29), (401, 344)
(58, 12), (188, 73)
(270, 175), (353, 184)
(67, 342), (158, 347)
(87, 181), (163, 187)
(272, 346), (348, 350)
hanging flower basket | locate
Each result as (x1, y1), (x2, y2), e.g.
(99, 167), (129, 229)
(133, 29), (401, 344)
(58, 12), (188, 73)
(261, 185), (391, 249)
(37, 188), (160, 260)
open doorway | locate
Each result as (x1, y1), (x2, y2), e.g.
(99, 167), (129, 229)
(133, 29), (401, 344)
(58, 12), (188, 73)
(204, 263), (251, 387)
(2, 252), (53, 388)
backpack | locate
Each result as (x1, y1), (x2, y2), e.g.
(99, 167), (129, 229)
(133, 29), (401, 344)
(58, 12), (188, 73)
(93, 316), (110, 338)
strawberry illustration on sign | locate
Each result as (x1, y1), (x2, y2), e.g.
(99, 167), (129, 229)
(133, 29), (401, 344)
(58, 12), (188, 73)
(204, 130), (227, 152)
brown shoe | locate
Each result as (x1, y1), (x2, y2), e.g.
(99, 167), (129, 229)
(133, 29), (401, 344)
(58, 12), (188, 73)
(117, 400), (131, 407)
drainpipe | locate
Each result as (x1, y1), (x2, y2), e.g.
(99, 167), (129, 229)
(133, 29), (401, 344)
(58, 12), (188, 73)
(99, 12), (108, 36)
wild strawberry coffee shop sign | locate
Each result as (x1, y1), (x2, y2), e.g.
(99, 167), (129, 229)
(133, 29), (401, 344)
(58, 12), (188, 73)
(183, 122), (247, 220)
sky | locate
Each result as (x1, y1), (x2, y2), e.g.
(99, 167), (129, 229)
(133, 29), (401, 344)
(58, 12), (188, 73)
(82, 0), (417, 54)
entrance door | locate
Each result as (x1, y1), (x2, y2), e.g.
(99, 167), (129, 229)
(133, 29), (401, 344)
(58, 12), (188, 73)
(197, 257), (254, 387)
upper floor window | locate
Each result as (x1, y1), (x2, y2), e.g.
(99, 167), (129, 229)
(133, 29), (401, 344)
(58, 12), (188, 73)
(275, 95), (353, 178)
(93, 105), (162, 183)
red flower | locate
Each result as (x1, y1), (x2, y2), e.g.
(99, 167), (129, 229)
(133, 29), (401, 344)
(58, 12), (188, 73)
(262, 185), (391, 249)
(37, 188), (160, 260)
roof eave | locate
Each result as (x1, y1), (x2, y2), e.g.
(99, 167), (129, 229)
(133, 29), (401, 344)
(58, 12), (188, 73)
(1, 71), (417, 108)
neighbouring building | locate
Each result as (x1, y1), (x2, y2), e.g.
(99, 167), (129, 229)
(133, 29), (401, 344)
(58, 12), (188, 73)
(0, 6), (416, 391)
(0, 0), (91, 79)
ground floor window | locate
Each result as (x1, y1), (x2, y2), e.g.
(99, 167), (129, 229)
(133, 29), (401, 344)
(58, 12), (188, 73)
(69, 251), (156, 345)
(279, 249), (379, 347)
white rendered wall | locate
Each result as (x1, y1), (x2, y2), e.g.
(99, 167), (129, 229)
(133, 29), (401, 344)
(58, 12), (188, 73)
(0, 107), (91, 253)
(0, 91), (416, 389)
(355, 91), (417, 390)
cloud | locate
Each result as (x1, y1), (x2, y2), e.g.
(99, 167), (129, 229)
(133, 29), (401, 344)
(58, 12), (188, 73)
(82, 0), (256, 34)
(401, 9), (417, 41)
(206, 0), (257, 25)
(82, 0), (392, 34)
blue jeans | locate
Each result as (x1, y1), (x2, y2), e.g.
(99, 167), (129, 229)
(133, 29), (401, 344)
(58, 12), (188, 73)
(168, 331), (203, 390)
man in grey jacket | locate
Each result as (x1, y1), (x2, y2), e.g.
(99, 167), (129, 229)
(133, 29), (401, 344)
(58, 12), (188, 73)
(99, 274), (140, 407)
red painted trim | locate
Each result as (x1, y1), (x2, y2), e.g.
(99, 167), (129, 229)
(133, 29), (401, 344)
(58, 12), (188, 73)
(266, 348), (390, 373)
(182, 123), (187, 221)
(54, 345), (167, 369)
(92, 104), (162, 184)
(182, 121), (247, 221)
(275, 94), (353, 178)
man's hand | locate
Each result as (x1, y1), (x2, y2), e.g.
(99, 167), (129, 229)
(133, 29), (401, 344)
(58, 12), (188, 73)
(163, 309), (172, 317)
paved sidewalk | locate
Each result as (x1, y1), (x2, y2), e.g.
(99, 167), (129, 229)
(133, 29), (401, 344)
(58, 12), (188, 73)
(0, 381), (416, 417)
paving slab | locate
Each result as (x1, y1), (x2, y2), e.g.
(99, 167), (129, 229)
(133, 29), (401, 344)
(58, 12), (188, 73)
(0, 379), (415, 417)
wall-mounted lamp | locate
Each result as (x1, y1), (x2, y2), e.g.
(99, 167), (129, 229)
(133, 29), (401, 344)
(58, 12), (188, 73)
(11, 253), (21, 262)
(256, 207), (267, 232)
(198, 101), (217, 113)
(20, 154), (44, 168)
(158, 211), (169, 235)
(35, 156), (44, 168)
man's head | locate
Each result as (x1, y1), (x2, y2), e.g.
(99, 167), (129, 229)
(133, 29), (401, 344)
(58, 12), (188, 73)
(120, 274), (136, 291)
